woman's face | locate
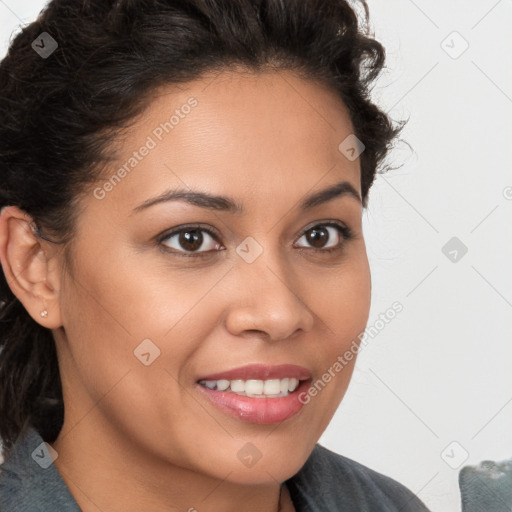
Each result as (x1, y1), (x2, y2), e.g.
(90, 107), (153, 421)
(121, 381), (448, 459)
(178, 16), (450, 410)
(52, 68), (371, 485)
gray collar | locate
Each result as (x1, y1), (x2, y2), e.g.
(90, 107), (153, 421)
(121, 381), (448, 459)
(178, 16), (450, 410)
(0, 426), (322, 511)
(0, 425), (431, 511)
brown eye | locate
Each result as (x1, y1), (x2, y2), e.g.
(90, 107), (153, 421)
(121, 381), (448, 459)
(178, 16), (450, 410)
(158, 221), (353, 258)
(304, 226), (330, 249)
(295, 223), (353, 253)
(161, 226), (222, 255)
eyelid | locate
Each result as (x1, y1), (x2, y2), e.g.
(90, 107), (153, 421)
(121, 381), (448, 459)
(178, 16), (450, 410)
(157, 223), (221, 243)
(298, 219), (350, 237)
(157, 220), (353, 256)
(293, 221), (353, 251)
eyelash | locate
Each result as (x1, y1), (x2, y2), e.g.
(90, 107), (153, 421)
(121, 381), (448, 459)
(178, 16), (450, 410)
(157, 221), (354, 259)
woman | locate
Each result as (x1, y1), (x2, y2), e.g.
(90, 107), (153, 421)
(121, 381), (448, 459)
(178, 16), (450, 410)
(0, 0), (430, 510)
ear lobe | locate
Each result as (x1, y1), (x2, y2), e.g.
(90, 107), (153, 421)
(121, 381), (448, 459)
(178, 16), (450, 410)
(0, 206), (63, 329)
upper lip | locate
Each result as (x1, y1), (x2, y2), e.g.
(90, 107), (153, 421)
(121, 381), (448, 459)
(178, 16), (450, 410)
(196, 364), (312, 382)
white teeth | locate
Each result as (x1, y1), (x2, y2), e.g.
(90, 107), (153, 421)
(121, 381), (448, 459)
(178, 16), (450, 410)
(245, 379), (264, 396)
(230, 380), (245, 393)
(216, 379), (230, 391)
(263, 379), (281, 395)
(288, 378), (298, 392)
(199, 377), (303, 396)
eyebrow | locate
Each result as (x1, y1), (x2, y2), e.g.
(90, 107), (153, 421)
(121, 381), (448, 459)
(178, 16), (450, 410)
(132, 180), (361, 214)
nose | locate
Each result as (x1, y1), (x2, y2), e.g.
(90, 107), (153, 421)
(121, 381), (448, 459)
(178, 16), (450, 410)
(224, 250), (315, 342)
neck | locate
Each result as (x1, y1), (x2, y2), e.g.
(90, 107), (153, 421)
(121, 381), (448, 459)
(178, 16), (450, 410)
(50, 416), (292, 512)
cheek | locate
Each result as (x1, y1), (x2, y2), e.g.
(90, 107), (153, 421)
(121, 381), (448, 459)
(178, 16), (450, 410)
(56, 257), (216, 453)
(57, 252), (230, 394)
(299, 252), (371, 426)
(309, 250), (372, 343)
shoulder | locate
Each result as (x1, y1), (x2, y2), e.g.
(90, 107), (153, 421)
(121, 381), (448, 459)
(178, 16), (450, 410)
(0, 427), (80, 512)
(286, 443), (431, 512)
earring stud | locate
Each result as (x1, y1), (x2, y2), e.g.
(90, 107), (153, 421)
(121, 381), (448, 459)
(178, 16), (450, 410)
(40, 309), (48, 318)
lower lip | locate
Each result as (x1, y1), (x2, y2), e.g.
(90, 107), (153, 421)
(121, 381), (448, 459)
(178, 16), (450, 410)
(196, 379), (311, 424)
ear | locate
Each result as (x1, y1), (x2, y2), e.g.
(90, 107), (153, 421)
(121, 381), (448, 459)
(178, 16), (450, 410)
(0, 206), (63, 329)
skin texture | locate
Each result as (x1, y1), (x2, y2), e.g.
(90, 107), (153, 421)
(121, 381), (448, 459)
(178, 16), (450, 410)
(0, 68), (371, 512)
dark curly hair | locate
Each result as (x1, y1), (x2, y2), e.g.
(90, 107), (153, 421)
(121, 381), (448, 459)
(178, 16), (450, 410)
(0, 0), (404, 454)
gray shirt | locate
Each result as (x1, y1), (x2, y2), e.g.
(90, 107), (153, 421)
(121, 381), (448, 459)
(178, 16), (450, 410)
(0, 426), (431, 511)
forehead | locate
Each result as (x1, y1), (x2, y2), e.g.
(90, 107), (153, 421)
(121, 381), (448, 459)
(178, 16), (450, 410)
(91, 68), (361, 215)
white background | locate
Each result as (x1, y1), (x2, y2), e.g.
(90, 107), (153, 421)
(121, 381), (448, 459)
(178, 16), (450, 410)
(1, 1), (511, 511)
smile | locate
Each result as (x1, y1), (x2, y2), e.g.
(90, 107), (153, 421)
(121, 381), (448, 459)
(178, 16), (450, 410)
(195, 364), (313, 424)
(198, 377), (302, 397)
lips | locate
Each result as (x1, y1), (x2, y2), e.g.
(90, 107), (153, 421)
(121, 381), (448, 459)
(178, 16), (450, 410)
(195, 364), (313, 424)
(196, 363), (312, 382)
